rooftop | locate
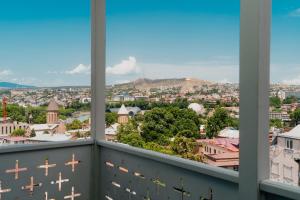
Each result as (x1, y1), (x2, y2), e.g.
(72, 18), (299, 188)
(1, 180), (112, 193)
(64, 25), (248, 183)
(117, 104), (129, 115)
(279, 125), (300, 139)
(47, 99), (59, 111)
(218, 127), (239, 139)
(198, 138), (239, 152)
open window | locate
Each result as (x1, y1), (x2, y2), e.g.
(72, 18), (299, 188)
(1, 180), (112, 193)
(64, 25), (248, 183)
(0, 0), (91, 146)
(105, 0), (240, 171)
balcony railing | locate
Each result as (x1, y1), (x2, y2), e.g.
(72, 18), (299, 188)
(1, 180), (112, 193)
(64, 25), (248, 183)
(1, 139), (300, 199)
(0, 140), (93, 200)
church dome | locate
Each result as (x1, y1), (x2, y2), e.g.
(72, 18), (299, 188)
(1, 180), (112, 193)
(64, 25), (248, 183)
(47, 99), (59, 111)
(188, 103), (205, 115)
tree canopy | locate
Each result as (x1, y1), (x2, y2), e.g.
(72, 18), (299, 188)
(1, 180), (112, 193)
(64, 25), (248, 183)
(66, 119), (83, 130)
(270, 96), (281, 108)
(141, 107), (200, 145)
(290, 108), (300, 125)
(205, 107), (237, 138)
(105, 112), (118, 126)
(116, 106), (203, 160)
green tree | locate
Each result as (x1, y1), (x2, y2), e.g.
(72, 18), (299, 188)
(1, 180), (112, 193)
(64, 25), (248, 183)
(117, 122), (144, 148)
(68, 101), (90, 112)
(5, 104), (26, 122)
(11, 128), (26, 136)
(59, 108), (75, 119)
(270, 119), (283, 128)
(290, 109), (300, 125)
(143, 142), (173, 155)
(171, 136), (201, 161)
(105, 112), (118, 126)
(283, 96), (298, 104)
(27, 106), (47, 124)
(141, 108), (174, 144)
(270, 96), (281, 108)
(66, 119), (83, 130)
(205, 107), (234, 138)
(141, 107), (200, 144)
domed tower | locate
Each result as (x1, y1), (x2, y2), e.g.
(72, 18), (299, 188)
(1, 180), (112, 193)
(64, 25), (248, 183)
(47, 99), (59, 124)
(118, 104), (129, 124)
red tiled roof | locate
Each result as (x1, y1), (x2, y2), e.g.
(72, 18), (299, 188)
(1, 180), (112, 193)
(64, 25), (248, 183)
(197, 138), (239, 152)
(206, 152), (239, 160)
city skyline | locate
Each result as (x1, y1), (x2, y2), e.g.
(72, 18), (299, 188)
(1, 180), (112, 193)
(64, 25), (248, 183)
(0, 0), (300, 86)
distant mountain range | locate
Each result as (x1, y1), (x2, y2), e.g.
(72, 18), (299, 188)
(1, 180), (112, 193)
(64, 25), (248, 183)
(0, 82), (35, 89)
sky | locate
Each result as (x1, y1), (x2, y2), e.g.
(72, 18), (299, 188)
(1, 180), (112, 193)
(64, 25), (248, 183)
(0, 0), (300, 86)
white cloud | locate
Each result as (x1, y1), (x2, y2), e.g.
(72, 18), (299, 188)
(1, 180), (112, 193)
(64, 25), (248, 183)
(66, 64), (91, 75)
(106, 56), (139, 75)
(0, 69), (13, 77)
(289, 8), (300, 17)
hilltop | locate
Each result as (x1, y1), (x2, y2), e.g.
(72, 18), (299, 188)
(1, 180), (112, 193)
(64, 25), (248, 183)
(111, 78), (214, 93)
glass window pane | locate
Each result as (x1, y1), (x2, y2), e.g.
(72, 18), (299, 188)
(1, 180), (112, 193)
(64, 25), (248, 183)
(0, 0), (91, 146)
(106, 0), (240, 171)
(270, 0), (300, 186)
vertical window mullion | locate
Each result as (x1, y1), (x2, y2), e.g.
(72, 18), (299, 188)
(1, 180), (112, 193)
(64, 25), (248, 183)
(92, 0), (106, 140)
(239, 0), (271, 199)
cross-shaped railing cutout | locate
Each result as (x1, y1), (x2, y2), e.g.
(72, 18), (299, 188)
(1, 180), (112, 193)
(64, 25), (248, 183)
(65, 154), (80, 172)
(125, 187), (136, 200)
(124, 181), (136, 200)
(64, 187), (81, 200)
(151, 177), (166, 195)
(51, 172), (69, 191)
(45, 192), (55, 200)
(134, 172), (145, 179)
(200, 188), (213, 200)
(0, 181), (11, 200)
(173, 178), (190, 200)
(5, 160), (27, 180)
(21, 176), (42, 195)
(38, 159), (56, 176)
(143, 189), (151, 200)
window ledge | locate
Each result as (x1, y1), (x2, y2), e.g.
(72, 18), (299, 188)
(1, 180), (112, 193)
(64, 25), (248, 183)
(97, 140), (239, 184)
(260, 180), (300, 200)
(0, 139), (94, 154)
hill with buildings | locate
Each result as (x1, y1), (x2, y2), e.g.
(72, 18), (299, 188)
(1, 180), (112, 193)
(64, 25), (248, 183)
(112, 78), (214, 93)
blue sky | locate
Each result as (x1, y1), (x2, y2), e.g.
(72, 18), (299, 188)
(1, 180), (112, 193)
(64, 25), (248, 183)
(0, 0), (300, 86)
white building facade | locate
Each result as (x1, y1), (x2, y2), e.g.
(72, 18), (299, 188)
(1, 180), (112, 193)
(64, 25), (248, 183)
(270, 126), (300, 186)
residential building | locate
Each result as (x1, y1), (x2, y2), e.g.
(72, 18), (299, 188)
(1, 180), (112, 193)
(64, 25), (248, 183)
(269, 112), (291, 122)
(0, 118), (29, 136)
(197, 138), (239, 170)
(270, 125), (300, 186)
